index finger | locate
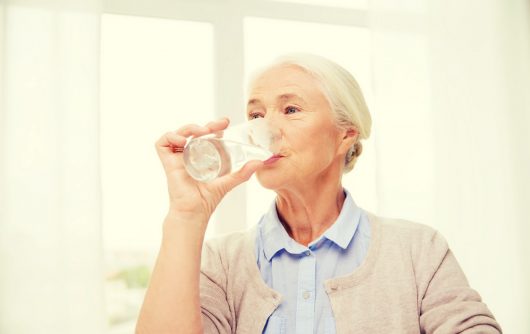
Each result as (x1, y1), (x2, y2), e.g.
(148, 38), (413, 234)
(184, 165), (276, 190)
(204, 118), (230, 133)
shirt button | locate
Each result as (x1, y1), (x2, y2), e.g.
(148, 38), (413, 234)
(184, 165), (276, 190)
(304, 250), (311, 256)
(303, 291), (311, 300)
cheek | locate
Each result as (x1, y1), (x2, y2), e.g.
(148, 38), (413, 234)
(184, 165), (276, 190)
(284, 125), (322, 150)
(290, 126), (340, 159)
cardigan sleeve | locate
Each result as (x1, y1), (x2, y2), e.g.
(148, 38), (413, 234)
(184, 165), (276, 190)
(199, 240), (233, 334)
(417, 231), (502, 334)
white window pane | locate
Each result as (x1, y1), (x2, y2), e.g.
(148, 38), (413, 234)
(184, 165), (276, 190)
(244, 17), (377, 225)
(100, 14), (214, 330)
(268, 0), (367, 10)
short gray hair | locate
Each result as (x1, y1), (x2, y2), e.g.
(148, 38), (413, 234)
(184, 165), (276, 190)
(248, 53), (372, 173)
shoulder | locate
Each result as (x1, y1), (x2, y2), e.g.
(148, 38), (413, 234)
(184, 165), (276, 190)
(200, 226), (258, 296)
(364, 212), (454, 288)
(202, 226), (257, 268)
(204, 227), (255, 252)
(370, 212), (445, 241)
(367, 212), (449, 258)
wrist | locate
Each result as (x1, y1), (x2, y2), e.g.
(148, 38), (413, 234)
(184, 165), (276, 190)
(162, 210), (209, 235)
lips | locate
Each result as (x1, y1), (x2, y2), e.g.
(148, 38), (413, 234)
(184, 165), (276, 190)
(263, 154), (283, 165)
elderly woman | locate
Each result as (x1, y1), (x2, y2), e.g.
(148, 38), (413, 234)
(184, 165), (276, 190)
(136, 54), (501, 333)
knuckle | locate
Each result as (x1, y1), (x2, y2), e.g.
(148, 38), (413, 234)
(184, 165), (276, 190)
(178, 123), (196, 131)
(164, 131), (176, 138)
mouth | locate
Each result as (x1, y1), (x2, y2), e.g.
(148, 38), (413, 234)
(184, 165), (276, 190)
(263, 154), (283, 165)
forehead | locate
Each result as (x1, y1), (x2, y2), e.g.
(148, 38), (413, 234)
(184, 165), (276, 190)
(248, 65), (326, 101)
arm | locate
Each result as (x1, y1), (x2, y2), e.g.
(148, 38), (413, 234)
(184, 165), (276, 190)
(136, 213), (208, 334)
(135, 119), (262, 334)
(418, 232), (502, 334)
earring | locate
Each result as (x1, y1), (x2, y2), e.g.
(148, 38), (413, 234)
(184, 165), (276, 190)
(346, 146), (356, 162)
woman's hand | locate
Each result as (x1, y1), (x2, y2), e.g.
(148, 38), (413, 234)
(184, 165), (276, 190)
(139, 118), (257, 334)
(155, 117), (264, 224)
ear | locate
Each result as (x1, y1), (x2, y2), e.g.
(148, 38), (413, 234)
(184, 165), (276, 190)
(338, 127), (359, 155)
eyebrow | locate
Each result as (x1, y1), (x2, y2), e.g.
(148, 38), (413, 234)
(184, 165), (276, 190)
(247, 98), (260, 106)
(279, 93), (305, 103)
(247, 93), (306, 106)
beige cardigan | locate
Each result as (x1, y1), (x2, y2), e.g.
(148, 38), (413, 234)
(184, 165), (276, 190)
(199, 213), (502, 333)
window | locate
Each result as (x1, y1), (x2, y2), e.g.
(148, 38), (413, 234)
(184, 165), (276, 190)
(100, 14), (214, 332)
(268, 0), (367, 10)
(100, 2), (373, 331)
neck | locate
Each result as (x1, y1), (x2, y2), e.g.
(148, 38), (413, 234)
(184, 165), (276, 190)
(275, 181), (346, 246)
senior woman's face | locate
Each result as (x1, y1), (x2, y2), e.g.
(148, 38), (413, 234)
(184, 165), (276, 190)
(247, 65), (352, 190)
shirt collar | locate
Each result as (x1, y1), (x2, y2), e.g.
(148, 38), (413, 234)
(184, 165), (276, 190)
(260, 189), (361, 261)
(316, 190), (361, 250)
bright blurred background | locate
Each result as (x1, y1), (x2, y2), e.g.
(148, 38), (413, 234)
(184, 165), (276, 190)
(1, 0), (529, 333)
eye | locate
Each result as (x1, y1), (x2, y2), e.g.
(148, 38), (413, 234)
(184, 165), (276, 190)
(284, 106), (300, 114)
(248, 112), (264, 119)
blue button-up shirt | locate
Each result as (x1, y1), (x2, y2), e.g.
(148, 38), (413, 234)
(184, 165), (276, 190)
(255, 190), (371, 334)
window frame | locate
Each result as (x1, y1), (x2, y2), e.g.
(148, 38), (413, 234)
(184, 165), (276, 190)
(101, 0), (369, 233)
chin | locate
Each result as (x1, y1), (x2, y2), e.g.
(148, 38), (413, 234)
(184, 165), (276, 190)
(255, 169), (289, 190)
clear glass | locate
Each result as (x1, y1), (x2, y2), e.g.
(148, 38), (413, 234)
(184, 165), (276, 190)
(183, 118), (280, 182)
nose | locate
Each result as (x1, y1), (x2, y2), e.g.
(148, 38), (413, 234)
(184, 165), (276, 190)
(263, 110), (283, 136)
(262, 111), (283, 154)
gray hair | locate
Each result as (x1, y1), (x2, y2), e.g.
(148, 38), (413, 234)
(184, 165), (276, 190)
(248, 53), (372, 173)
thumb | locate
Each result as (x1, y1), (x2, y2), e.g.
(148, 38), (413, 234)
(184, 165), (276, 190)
(212, 160), (264, 193)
